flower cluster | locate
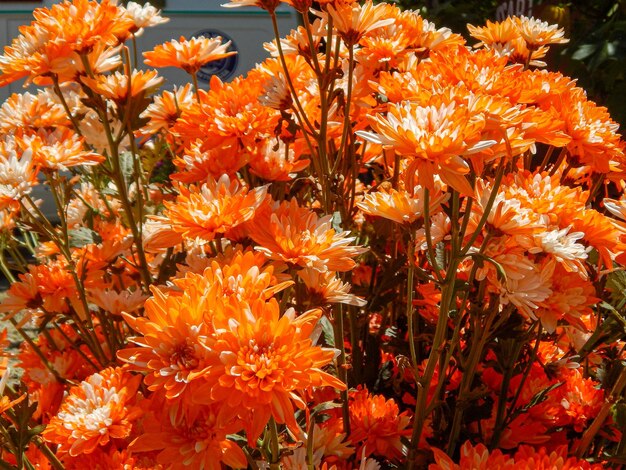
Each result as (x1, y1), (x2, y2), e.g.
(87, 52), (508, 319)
(0, 0), (624, 468)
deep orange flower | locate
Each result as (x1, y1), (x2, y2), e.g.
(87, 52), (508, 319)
(117, 284), (218, 399)
(348, 387), (412, 461)
(195, 299), (345, 443)
(165, 174), (268, 243)
(144, 36), (236, 75)
(248, 198), (367, 272)
(131, 399), (246, 470)
(42, 367), (142, 456)
(513, 445), (604, 469)
(430, 441), (515, 469)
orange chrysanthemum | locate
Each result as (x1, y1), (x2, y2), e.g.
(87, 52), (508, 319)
(144, 36), (236, 75)
(42, 367), (142, 457)
(117, 284), (218, 399)
(357, 97), (496, 194)
(248, 198), (367, 272)
(195, 299), (345, 443)
(348, 387), (412, 461)
(81, 69), (163, 103)
(131, 399), (246, 470)
(165, 174), (268, 243)
(323, 0), (395, 46)
(430, 441), (515, 470)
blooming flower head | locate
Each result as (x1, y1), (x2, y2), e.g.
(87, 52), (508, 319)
(122, 1), (169, 36)
(144, 36), (236, 75)
(298, 268), (366, 307)
(323, 0), (395, 46)
(81, 69), (163, 103)
(348, 387), (412, 461)
(165, 174), (268, 244)
(42, 367), (142, 456)
(195, 299), (346, 443)
(248, 198), (367, 272)
(117, 284), (218, 399)
(0, 144), (36, 211)
(130, 399), (246, 470)
(430, 441), (516, 469)
(357, 183), (447, 225)
(357, 97), (496, 194)
(514, 15), (569, 48)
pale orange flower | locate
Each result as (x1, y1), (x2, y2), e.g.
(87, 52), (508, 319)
(42, 367), (142, 456)
(298, 268), (366, 307)
(514, 16), (569, 48)
(248, 198), (367, 272)
(0, 90), (69, 134)
(144, 36), (236, 75)
(21, 128), (104, 171)
(139, 84), (195, 137)
(165, 174), (268, 243)
(324, 0), (395, 46)
(81, 69), (163, 103)
(357, 97), (496, 194)
(122, 1), (169, 36)
(357, 184), (447, 225)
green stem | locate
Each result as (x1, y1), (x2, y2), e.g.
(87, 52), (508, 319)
(268, 417), (281, 469)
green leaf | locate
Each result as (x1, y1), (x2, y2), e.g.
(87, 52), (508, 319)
(69, 227), (103, 248)
(331, 211), (343, 233)
(319, 315), (335, 348)
(612, 402), (626, 429)
(571, 44), (598, 61)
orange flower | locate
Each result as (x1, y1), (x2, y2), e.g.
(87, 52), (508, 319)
(165, 174), (268, 243)
(139, 84), (195, 137)
(430, 441), (516, 470)
(195, 299), (346, 443)
(324, 0), (395, 46)
(42, 367), (142, 456)
(0, 0), (134, 86)
(348, 387), (412, 461)
(144, 36), (236, 75)
(357, 184), (447, 225)
(513, 445), (604, 469)
(298, 268), (366, 307)
(514, 15), (569, 48)
(117, 284), (218, 399)
(21, 128), (104, 171)
(130, 399), (246, 470)
(248, 198), (367, 272)
(81, 69), (163, 103)
(357, 97), (496, 194)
